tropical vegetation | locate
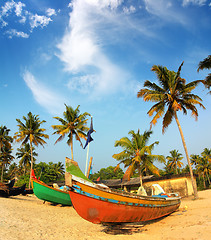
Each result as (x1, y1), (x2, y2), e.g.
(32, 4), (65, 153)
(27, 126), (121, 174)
(14, 112), (49, 188)
(137, 62), (205, 199)
(112, 129), (165, 186)
(166, 150), (183, 175)
(52, 104), (91, 161)
(197, 55), (211, 93)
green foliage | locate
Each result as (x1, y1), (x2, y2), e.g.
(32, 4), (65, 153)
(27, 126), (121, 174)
(16, 174), (30, 187)
(90, 166), (124, 181)
(52, 104), (91, 160)
(34, 161), (65, 184)
(113, 129), (165, 180)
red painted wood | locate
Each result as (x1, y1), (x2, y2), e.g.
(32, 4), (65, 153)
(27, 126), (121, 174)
(69, 190), (180, 224)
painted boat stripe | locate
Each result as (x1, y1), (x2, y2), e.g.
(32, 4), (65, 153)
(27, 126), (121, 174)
(73, 186), (178, 208)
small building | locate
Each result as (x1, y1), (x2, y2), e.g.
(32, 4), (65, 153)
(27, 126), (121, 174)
(101, 173), (196, 198)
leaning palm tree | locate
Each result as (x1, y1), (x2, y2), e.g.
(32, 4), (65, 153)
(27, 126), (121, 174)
(16, 143), (38, 175)
(14, 112), (49, 188)
(52, 104), (91, 160)
(112, 129), (165, 186)
(197, 55), (211, 93)
(166, 150), (183, 175)
(137, 62), (205, 199)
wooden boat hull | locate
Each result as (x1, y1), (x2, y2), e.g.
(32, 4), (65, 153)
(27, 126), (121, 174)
(0, 184), (26, 197)
(69, 187), (180, 224)
(32, 179), (72, 206)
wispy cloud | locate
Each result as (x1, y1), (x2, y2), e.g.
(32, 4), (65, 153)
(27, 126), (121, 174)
(5, 29), (29, 38)
(23, 70), (66, 115)
(143, 0), (188, 25)
(0, 0), (57, 38)
(57, 0), (140, 97)
(182, 0), (207, 6)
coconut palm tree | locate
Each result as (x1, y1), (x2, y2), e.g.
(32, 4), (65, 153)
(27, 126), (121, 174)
(190, 153), (211, 188)
(197, 55), (211, 93)
(0, 145), (14, 182)
(0, 125), (13, 151)
(137, 62), (205, 199)
(0, 126), (13, 182)
(112, 129), (165, 186)
(16, 143), (38, 175)
(14, 112), (49, 188)
(166, 150), (183, 175)
(52, 104), (91, 160)
(201, 148), (211, 163)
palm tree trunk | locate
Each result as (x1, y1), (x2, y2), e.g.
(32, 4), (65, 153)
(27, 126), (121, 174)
(206, 172), (211, 186)
(71, 137), (74, 160)
(202, 174), (206, 189)
(174, 112), (199, 199)
(1, 164), (4, 182)
(29, 140), (33, 189)
(138, 167), (143, 187)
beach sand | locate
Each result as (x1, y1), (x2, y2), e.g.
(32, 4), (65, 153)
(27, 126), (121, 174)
(0, 190), (211, 240)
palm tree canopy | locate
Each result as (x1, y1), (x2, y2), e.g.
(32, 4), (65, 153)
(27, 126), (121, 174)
(0, 126), (13, 149)
(166, 149), (183, 173)
(197, 55), (211, 92)
(113, 129), (165, 180)
(197, 55), (211, 71)
(14, 112), (49, 147)
(52, 104), (91, 147)
(137, 62), (205, 133)
(16, 143), (38, 170)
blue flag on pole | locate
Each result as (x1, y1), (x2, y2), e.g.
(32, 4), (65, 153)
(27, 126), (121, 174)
(84, 118), (94, 149)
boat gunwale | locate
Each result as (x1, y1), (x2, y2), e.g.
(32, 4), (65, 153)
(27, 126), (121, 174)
(32, 178), (69, 194)
(71, 185), (181, 208)
(70, 174), (181, 203)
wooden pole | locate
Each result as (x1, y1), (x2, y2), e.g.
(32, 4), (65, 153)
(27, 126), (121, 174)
(86, 157), (93, 178)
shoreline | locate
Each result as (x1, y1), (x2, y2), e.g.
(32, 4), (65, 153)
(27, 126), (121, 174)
(1, 189), (211, 240)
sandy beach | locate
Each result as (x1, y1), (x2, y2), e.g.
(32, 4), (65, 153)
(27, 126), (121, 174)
(0, 190), (211, 240)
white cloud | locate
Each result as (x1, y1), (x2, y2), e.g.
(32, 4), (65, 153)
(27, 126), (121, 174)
(14, 1), (25, 16)
(123, 5), (136, 14)
(46, 8), (56, 17)
(23, 71), (66, 115)
(57, 0), (138, 97)
(143, 0), (187, 25)
(5, 29), (29, 38)
(0, 0), (56, 38)
(29, 14), (52, 29)
(182, 0), (207, 6)
(1, 0), (15, 16)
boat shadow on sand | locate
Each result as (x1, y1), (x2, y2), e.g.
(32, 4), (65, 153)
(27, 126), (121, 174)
(101, 214), (175, 235)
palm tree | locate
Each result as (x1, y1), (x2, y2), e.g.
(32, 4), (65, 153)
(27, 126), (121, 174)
(112, 129), (165, 186)
(166, 150), (183, 175)
(137, 62), (205, 199)
(201, 148), (211, 163)
(197, 55), (211, 93)
(190, 153), (211, 188)
(52, 104), (91, 160)
(0, 126), (13, 182)
(16, 143), (38, 175)
(14, 112), (49, 188)
(0, 126), (13, 150)
(0, 145), (14, 182)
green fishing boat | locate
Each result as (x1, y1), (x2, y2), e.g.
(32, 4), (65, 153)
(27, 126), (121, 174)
(31, 169), (72, 206)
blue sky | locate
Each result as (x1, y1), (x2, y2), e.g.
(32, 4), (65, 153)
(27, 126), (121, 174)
(0, 0), (211, 174)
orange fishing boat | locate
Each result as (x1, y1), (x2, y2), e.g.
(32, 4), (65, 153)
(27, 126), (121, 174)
(66, 159), (181, 224)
